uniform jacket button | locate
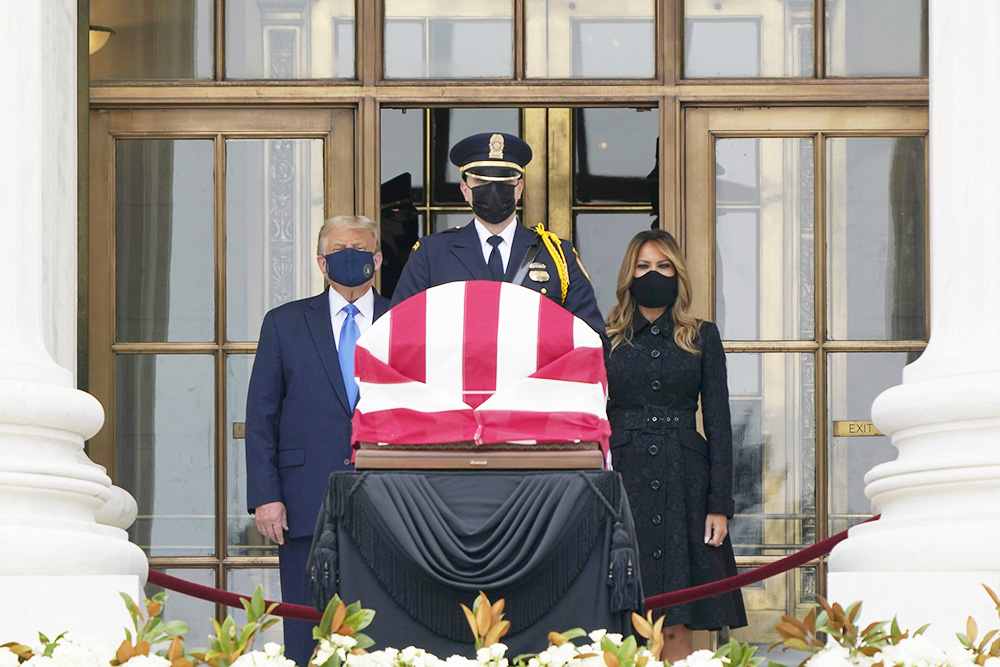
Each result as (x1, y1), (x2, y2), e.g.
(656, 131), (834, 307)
(648, 445), (659, 455)
(650, 349), (661, 359)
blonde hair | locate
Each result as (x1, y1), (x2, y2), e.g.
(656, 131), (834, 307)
(316, 215), (380, 255)
(605, 230), (701, 354)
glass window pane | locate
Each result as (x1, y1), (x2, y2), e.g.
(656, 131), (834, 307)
(826, 0), (928, 77)
(716, 138), (815, 341)
(384, 0), (513, 79)
(228, 569), (284, 645)
(430, 108), (520, 205)
(729, 353), (816, 557)
(574, 214), (653, 317)
(574, 109), (659, 204)
(116, 354), (215, 557)
(729, 566), (816, 658)
(145, 569), (215, 643)
(684, 1), (814, 78)
(226, 139), (325, 342)
(826, 137), (926, 341)
(525, 0), (654, 78)
(90, 0), (214, 80)
(116, 140), (215, 343)
(227, 354), (276, 557)
(433, 212), (471, 234)
(828, 352), (909, 535)
(226, 0), (355, 79)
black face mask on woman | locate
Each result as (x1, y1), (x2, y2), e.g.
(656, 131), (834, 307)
(630, 271), (679, 309)
(470, 181), (518, 224)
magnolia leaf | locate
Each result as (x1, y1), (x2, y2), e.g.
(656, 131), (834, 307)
(147, 600), (164, 618)
(548, 632), (568, 646)
(651, 636), (663, 660)
(329, 601), (347, 636)
(632, 613), (654, 640)
(990, 636), (1000, 656)
(353, 633), (375, 652)
(636, 657), (648, 667)
(461, 604), (479, 640)
(979, 630), (998, 653)
(846, 601), (862, 624)
(172, 659), (195, 667)
(484, 620), (511, 647)
(492, 599), (506, 620)
(780, 615), (811, 635)
(562, 629), (588, 640)
(161, 620), (191, 637)
(859, 647), (880, 657)
(574, 653), (600, 660)
(167, 637), (185, 661)
(136, 641), (151, 657)
(116, 640), (138, 665)
(780, 638), (811, 652)
(476, 596), (492, 636)
(969, 617), (979, 644)
(984, 585), (1000, 609)
(603, 650), (620, 667)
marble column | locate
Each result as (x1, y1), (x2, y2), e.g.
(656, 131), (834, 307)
(0, 0), (147, 643)
(828, 0), (1000, 646)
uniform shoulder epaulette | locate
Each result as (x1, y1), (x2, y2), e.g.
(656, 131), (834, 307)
(532, 223), (569, 303)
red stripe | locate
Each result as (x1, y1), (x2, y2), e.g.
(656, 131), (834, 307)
(353, 408), (476, 445)
(462, 282), (501, 408)
(388, 291), (426, 383)
(536, 297), (576, 370)
(478, 409), (610, 451)
(355, 346), (415, 384)
(530, 346), (606, 384)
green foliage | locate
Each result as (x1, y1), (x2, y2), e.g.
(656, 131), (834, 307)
(188, 586), (279, 667)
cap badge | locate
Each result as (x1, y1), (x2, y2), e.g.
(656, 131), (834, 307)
(488, 133), (505, 159)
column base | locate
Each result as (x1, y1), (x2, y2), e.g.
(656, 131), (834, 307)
(0, 574), (143, 646)
(827, 571), (1000, 649)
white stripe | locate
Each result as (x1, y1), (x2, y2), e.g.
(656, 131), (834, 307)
(424, 282), (466, 397)
(357, 380), (469, 414)
(357, 311), (391, 364)
(495, 284), (540, 389)
(477, 377), (608, 418)
(573, 316), (602, 349)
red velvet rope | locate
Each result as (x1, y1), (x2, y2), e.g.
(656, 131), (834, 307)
(147, 516), (878, 620)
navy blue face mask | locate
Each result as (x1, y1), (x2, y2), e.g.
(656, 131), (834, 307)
(324, 248), (375, 287)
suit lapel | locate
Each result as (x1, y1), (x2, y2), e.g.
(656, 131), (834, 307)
(505, 223), (538, 281)
(449, 221), (492, 280)
(305, 290), (352, 415)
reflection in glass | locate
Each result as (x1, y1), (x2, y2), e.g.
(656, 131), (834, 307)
(729, 566), (816, 657)
(116, 140), (215, 343)
(384, 0), (513, 79)
(574, 109), (659, 204)
(431, 108), (520, 204)
(229, 569), (285, 645)
(716, 138), (815, 341)
(90, 0), (214, 79)
(146, 569), (215, 642)
(226, 0), (355, 79)
(227, 354), (275, 557)
(728, 353), (816, 557)
(684, 0), (813, 78)
(826, 0), (928, 77)
(116, 355), (215, 557)
(525, 0), (654, 78)
(226, 139), (325, 343)
(574, 214), (654, 317)
(828, 353), (907, 535)
(827, 137), (926, 341)
(381, 109), (426, 205)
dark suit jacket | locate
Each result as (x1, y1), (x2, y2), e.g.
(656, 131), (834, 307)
(245, 287), (390, 539)
(391, 221), (607, 340)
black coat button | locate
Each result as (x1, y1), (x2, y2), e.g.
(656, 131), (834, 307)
(652, 515), (662, 525)
(650, 349), (661, 359)
(653, 549), (663, 559)
(651, 380), (662, 390)
(650, 480), (661, 490)
(650, 326), (660, 335)
(648, 445), (659, 455)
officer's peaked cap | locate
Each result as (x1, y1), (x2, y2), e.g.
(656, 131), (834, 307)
(449, 132), (532, 181)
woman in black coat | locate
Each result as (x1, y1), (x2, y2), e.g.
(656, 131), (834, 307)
(605, 230), (746, 661)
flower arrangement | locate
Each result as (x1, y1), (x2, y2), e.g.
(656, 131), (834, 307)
(6, 584), (1000, 667)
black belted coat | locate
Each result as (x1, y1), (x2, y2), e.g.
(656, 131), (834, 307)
(606, 311), (746, 630)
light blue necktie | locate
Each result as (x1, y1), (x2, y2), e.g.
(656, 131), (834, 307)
(338, 303), (361, 409)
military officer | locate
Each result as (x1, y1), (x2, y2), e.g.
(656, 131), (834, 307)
(391, 131), (607, 341)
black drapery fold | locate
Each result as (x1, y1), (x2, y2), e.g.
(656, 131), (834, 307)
(309, 471), (641, 643)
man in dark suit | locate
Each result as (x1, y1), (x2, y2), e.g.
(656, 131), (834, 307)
(245, 215), (389, 665)
(391, 132), (606, 341)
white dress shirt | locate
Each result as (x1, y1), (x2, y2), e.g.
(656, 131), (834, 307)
(328, 286), (375, 348)
(473, 217), (518, 274)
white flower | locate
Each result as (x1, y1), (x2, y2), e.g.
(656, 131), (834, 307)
(443, 655), (478, 667)
(115, 656), (173, 667)
(944, 648), (976, 667)
(534, 642), (577, 667)
(875, 636), (948, 667)
(231, 644), (296, 667)
(672, 649), (724, 667)
(314, 635), (360, 666)
(981, 656), (1000, 667)
(587, 630), (607, 643)
(476, 644), (508, 667)
(0, 648), (20, 667)
(800, 644), (855, 667)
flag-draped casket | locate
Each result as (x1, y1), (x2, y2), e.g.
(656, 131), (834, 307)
(351, 280), (610, 452)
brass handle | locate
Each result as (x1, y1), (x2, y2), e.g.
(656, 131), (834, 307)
(233, 422), (246, 439)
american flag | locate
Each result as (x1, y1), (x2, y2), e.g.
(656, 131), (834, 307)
(352, 281), (609, 450)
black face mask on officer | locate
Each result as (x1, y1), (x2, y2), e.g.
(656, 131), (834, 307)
(469, 181), (518, 224)
(630, 271), (679, 309)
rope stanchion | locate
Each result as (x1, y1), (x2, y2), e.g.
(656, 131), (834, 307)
(146, 516), (879, 619)
(146, 569), (321, 623)
(645, 514), (879, 611)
